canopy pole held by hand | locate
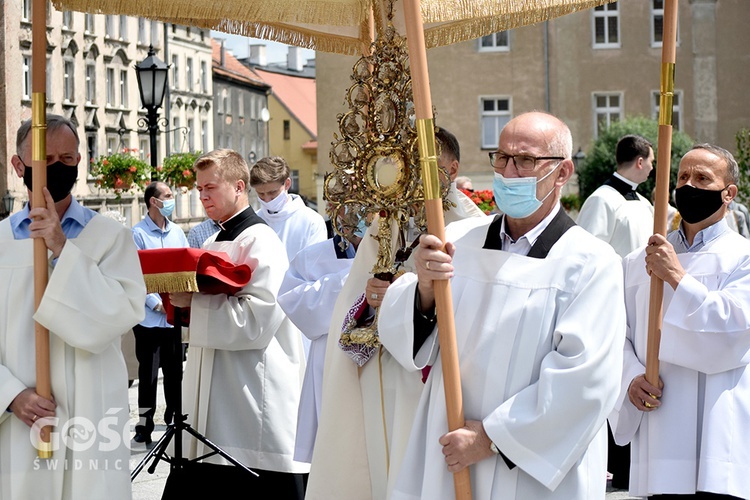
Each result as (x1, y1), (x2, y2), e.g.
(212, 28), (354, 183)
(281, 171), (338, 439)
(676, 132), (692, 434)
(403, 0), (472, 498)
(646, 0), (679, 386)
(32, 0), (52, 459)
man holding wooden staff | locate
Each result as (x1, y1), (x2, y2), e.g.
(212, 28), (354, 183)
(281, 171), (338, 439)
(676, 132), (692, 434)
(0, 114), (146, 499)
(610, 144), (750, 500)
(378, 111), (625, 499)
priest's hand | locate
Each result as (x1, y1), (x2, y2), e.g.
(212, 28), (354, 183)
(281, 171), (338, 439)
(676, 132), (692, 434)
(645, 234), (685, 290)
(439, 420), (495, 473)
(413, 234), (455, 313)
(9, 388), (57, 428)
(28, 187), (67, 259)
(628, 374), (663, 412)
(169, 292), (193, 308)
(365, 277), (391, 308)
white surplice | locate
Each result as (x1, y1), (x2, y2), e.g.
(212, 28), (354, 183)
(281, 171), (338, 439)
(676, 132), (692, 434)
(181, 221), (309, 474)
(306, 187), (485, 500)
(257, 194), (328, 262)
(277, 237), (356, 463)
(0, 216), (146, 500)
(378, 215), (625, 499)
(576, 184), (654, 258)
(609, 223), (750, 498)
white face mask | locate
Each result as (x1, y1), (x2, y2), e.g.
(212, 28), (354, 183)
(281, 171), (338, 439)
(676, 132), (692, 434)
(259, 188), (288, 213)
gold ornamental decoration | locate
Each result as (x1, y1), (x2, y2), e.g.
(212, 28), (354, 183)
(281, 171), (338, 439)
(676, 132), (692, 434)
(324, 22), (449, 277)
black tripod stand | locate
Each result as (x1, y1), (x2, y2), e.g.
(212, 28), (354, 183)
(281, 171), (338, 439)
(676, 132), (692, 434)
(130, 306), (258, 487)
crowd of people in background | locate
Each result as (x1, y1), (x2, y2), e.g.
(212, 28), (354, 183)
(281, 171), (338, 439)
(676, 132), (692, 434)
(2, 112), (750, 500)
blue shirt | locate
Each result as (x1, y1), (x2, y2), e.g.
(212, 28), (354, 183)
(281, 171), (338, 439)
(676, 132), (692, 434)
(132, 215), (189, 328)
(669, 217), (729, 254)
(187, 218), (221, 248)
(10, 198), (96, 240)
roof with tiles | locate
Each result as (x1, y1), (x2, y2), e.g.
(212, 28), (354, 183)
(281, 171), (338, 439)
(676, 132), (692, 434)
(211, 40), (270, 91)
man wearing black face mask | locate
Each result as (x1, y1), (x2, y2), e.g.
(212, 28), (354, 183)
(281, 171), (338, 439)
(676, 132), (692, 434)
(0, 114), (146, 499)
(609, 144), (750, 500)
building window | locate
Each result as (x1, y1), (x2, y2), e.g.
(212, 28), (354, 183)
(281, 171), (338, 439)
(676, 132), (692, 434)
(171, 55), (179, 89)
(186, 57), (194, 91)
(290, 170), (300, 193)
(238, 93), (244, 118)
(283, 120), (291, 140)
(106, 67), (115, 106)
(63, 59), (75, 103)
(652, 90), (682, 131)
(22, 0), (31, 21)
(478, 31), (509, 52)
(107, 135), (117, 155)
(86, 63), (96, 104)
(480, 97), (511, 149)
(86, 133), (98, 174)
(22, 56), (31, 100)
(62, 11), (73, 29)
(201, 120), (208, 152)
(593, 93), (623, 136)
(119, 16), (128, 41)
(105, 15), (115, 38)
(138, 18), (146, 44)
(226, 89), (232, 116)
(651, 0), (680, 48)
(46, 57), (52, 100)
(187, 118), (195, 151)
(119, 70), (128, 108)
(593, 2), (620, 48)
(173, 117), (182, 152)
(200, 61), (208, 93)
(139, 139), (149, 160)
(150, 20), (159, 46)
(85, 14), (95, 33)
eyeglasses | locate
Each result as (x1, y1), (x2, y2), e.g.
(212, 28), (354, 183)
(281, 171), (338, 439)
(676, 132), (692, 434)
(489, 152), (566, 172)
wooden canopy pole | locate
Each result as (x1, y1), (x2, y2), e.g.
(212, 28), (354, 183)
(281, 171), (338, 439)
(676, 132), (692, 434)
(32, 0), (52, 459)
(402, 1), (471, 498)
(646, 0), (679, 386)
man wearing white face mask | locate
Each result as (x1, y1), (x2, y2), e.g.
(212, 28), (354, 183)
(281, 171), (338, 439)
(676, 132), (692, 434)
(377, 112), (625, 499)
(131, 181), (189, 444)
(250, 156), (328, 261)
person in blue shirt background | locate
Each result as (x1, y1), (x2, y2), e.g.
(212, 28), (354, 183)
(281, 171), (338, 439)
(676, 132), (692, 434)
(131, 181), (189, 444)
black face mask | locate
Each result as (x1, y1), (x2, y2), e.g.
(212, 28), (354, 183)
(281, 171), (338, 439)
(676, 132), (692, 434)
(674, 184), (726, 224)
(22, 161), (79, 202)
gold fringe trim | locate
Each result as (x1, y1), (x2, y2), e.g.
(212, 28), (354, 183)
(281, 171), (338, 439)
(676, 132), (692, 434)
(53, 0), (616, 55)
(143, 271), (200, 294)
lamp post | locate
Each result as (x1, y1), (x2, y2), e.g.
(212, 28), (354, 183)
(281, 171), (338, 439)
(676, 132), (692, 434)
(1, 190), (15, 219)
(135, 45), (169, 180)
(573, 147), (587, 197)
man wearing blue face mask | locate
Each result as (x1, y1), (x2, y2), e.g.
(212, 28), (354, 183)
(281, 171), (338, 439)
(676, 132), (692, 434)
(377, 112), (625, 499)
(610, 144), (750, 500)
(131, 181), (189, 444)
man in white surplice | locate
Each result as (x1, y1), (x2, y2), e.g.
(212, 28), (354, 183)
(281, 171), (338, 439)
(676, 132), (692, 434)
(277, 210), (364, 463)
(0, 115), (146, 500)
(609, 144), (750, 500)
(378, 112), (625, 499)
(169, 149), (308, 498)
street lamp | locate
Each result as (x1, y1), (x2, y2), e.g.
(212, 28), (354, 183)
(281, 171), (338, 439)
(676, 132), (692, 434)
(573, 147), (586, 169)
(1, 190), (15, 219)
(135, 45), (169, 180)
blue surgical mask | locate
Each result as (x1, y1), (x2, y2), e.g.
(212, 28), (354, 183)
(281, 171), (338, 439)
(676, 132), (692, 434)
(158, 199), (175, 218)
(493, 163), (560, 219)
(259, 189), (288, 214)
